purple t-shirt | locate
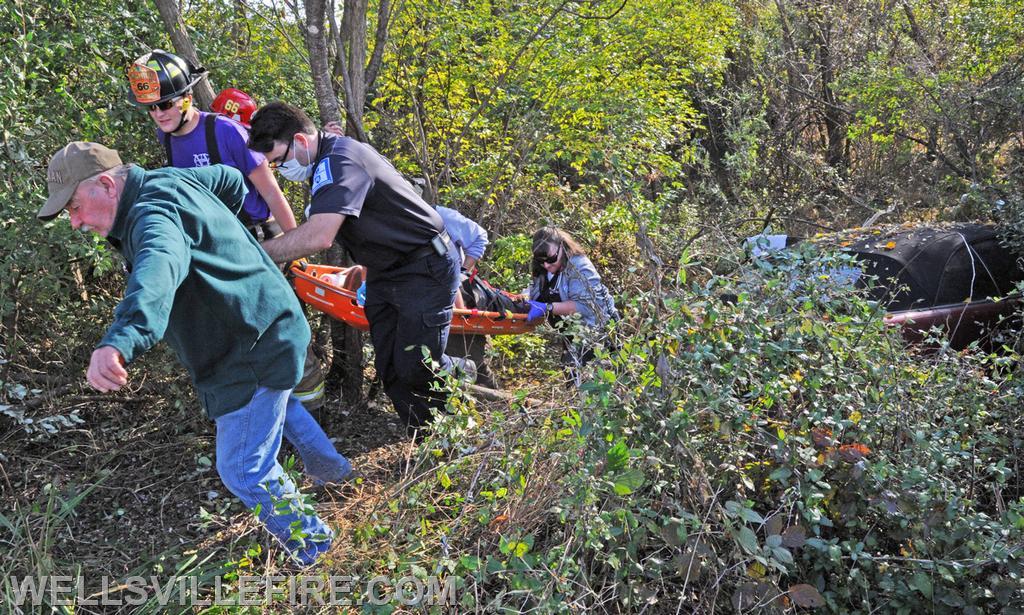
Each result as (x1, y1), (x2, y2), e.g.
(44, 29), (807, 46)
(157, 112), (270, 223)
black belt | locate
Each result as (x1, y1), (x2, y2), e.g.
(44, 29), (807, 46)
(386, 230), (450, 272)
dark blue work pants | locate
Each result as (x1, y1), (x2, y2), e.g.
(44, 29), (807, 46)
(364, 247), (460, 429)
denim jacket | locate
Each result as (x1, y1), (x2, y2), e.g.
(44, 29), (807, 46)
(529, 254), (618, 328)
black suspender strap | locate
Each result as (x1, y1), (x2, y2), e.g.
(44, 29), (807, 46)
(161, 114), (221, 167)
(161, 132), (173, 167)
(204, 114), (221, 165)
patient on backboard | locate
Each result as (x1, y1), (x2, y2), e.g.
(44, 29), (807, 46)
(320, 265), (529, 315)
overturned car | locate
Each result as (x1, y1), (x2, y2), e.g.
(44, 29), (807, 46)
(789, 223), (1023, 349)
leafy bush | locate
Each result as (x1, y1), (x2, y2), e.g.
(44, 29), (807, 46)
(553, 246), (1024, 612)
(363, 246), (1024, 613)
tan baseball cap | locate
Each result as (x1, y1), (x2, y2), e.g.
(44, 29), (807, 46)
(38, 142), (123, 220)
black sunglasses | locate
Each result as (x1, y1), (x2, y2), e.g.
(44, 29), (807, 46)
(146, 98), (179, 112)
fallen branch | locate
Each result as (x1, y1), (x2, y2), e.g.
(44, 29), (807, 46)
(62, 395), (159, 405)
(7, 383), (78, 411)
(5, 387), (155, 413)
(465, 383), (545, 408)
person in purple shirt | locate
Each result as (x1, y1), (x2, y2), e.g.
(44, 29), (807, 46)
(126, 49), (297, 239)
(127, 51), (324, 408)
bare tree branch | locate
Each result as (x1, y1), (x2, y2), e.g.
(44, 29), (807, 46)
(237, 0), (309, 62)
(364, 0), (394, 90)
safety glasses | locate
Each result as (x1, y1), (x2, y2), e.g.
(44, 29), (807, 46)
(269, 139), (292, 169)
(146, 98), (180, 112)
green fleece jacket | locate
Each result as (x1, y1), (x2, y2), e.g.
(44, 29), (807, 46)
(100, 164), (309, 418)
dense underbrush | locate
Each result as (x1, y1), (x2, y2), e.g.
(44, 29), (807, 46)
(369, 247), (1024, 613)
(3, 242), (1023, 614)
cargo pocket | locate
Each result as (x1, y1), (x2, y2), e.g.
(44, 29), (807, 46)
(423, 307), (453, 328)
(423, 307), (453, 353)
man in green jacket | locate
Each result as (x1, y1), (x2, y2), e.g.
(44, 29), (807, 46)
(38, 141), (351, 567)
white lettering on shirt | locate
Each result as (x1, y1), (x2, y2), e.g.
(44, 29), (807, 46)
(311, 159), (333, 194)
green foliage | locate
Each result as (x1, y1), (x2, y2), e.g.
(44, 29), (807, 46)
(354, 247), (1024, 611)
(840, 0), (1024, 181)
(546, 247), (1024, 611)
(481, 232), (531, 292)
(992, 131), (1024, 257)
(375, 0), (736, 233)
(172, 2), (315, 108)
(0, 0), (164, 379)
(261, 454), (329, 562)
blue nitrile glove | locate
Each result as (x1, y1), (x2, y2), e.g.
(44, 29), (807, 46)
(356, 281), (367, 306)
(526, 301), (550, 321)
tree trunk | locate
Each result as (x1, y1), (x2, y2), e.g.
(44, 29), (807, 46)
(327, 0), (393, 142)
(231, 0), (249, 51)
(814, 20), (848, 171)
(302, 0), (343, 123)
(327, 1), (368, 141)
(302, 0), (364, 404)
(340, 0), (368, 135)
(151, 0), (216, 110)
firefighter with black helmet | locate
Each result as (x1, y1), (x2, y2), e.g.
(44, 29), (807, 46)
(126, 49), (296, 238)
(126, 49), (207, 134)
(125, 51), (325, 410)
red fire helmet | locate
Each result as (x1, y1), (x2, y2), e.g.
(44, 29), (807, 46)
(211, 88), (257, 128)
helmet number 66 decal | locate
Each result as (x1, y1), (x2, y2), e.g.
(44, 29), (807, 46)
(127, 64), (162, 103)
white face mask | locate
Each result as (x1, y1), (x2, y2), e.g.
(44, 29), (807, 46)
(277, 140), (314, 182)
(278, 156), (312, 182)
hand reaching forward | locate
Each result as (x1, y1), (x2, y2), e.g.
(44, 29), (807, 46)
(87, 346), (128, 392)
(526, 301), (550, 322)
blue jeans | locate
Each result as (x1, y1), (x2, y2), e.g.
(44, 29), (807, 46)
(364, 246), (460, 429)
(215, 387), (352, 564)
